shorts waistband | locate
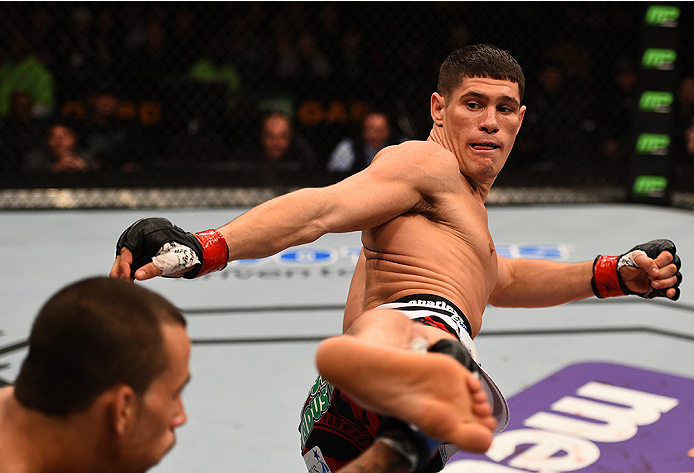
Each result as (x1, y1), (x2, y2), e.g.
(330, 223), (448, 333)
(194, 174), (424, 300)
(387, 294), (472, 337)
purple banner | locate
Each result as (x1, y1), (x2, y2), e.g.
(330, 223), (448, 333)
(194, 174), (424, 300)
(448, 362), (694, 472)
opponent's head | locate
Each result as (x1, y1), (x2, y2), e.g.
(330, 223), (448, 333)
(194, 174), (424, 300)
(14, 277), (190, 471)
(14, 277), (187, 416)
(437, 44), (525, 104)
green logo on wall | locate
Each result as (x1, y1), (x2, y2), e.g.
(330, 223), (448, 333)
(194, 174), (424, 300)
(644, 5), (679, 27)
(639, 91), (674, 112)
(636, 133), (670, 155)
(642, 49), (677, 70)
(632, 175), (668, 196)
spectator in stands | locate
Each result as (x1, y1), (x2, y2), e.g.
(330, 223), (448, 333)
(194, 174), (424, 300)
(53, 6), (120, 95)
(315, 4), (342, 50)
(92, 7), (120, 77)
(513, 61), (590, 176)
(80, 82), (135, 172)
(121, 3), (149, 51)
(674, 112), (694, 189)
(170, 8), (201, 77)
(188, 33), (243, 111)
(595, 58), (638, 177)
(334, 27), (367, 84)
(675, 76), (694, 139)
(26, 7), (57, 64)
(25, 120), (94, 172)
(0, 30), (55, 118)
(327, 111), (399, 174)
(245, 111), (316, 172)
(55, 7), (97, 89)
(545, 32), (593, 83)
(126, 15), (176, 88)
(0, 92), (45, 173)
(275, 30), (331, 95)
(187, 30), (246, 158)
(683, 115), (694, 156)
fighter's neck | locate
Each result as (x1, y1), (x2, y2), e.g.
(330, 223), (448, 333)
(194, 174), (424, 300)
(427, 128), (494, 202)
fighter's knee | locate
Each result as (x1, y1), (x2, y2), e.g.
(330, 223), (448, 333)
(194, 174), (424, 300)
(315, 337), (342, 373)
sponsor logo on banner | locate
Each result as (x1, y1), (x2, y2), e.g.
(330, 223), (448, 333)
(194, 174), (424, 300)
(446, 362), (694, 472)
(636, 133), (670, 156)
(495, 244), (570, 261)
(203, 243), (572, 282)
(632, 175), (668, 197)
(638, 91), (673, 113)
(644, 5), (679, 27)
(641, 48), (677, 70)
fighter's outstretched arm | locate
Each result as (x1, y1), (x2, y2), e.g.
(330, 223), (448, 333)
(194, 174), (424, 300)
(110, 143), (446, 281)
(489, 239), (682, 307)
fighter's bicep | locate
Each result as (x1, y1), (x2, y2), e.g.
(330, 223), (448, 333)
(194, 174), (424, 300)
(317, 163), (425, 233)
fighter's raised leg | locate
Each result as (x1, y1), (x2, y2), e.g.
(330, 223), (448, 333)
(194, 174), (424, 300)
(315, 309), (496, 455)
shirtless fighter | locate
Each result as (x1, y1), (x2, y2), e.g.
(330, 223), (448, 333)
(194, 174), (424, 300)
(110, 44), (682, 472)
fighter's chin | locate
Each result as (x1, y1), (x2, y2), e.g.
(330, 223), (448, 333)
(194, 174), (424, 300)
(466, 162), (501, 182)
(146, 437), (177, 471)
(161, 436), (177, 459)
(478, 156), (507, 179)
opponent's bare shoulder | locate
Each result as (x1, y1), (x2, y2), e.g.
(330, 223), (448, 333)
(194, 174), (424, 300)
(0, 389), (22, 473)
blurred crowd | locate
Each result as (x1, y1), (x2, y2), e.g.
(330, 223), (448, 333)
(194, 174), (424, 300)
(1, 2), (693, 189)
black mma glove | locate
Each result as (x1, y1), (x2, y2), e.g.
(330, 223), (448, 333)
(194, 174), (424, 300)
(592, 239), (681, 300)
(116, 217), (228, 279)
(375, 340), (479, 473)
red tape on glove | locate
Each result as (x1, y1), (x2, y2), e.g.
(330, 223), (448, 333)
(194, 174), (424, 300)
(591, 255), (626, 298)
(192, 229), (229, 277)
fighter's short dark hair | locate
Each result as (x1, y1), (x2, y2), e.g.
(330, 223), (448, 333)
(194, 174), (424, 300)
(437, 44), (525, 102)
(14, 277), (186, 416)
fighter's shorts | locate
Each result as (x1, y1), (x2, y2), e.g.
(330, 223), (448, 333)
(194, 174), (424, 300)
(299, 294), (509, 473)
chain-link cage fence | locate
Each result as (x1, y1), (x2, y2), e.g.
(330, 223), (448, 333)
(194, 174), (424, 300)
(1, 2), (693, 208)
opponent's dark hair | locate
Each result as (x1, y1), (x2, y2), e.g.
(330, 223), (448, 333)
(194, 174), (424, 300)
(437, 44), (525, 102)
(14, 277), (186, 416)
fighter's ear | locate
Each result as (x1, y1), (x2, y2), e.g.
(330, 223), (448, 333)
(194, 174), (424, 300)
(430, 92), (445, 126)
(516, 105), (526, 135)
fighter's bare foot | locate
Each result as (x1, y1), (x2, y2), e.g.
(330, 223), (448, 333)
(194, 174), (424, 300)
(315, 336), (496, 453)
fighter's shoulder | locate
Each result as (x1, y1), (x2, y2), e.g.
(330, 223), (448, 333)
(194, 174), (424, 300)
(372, 140), (456, 167)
